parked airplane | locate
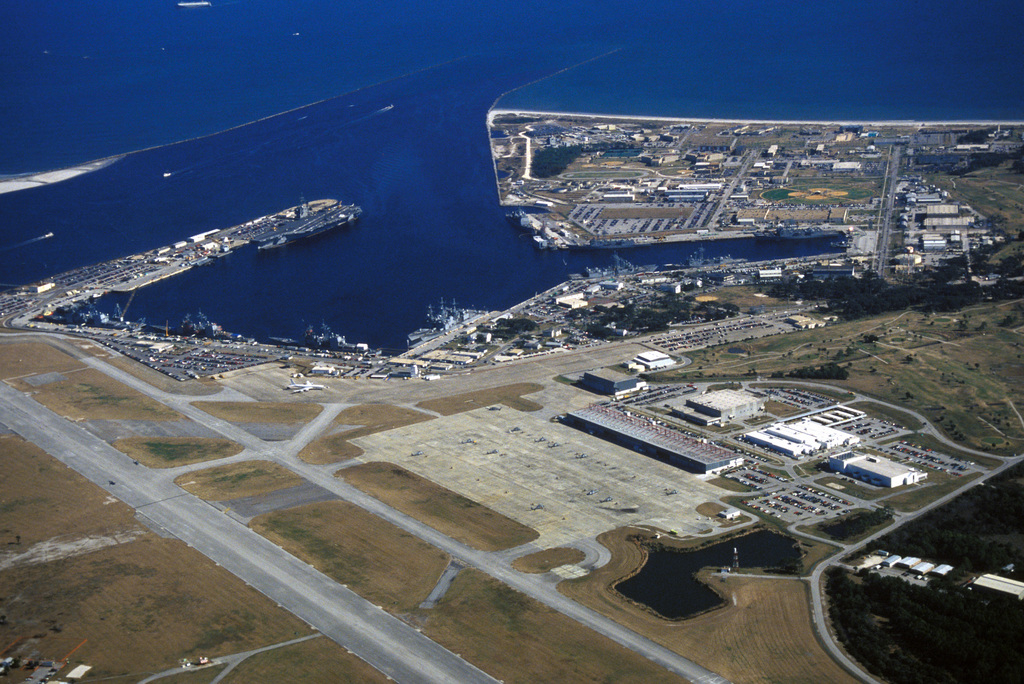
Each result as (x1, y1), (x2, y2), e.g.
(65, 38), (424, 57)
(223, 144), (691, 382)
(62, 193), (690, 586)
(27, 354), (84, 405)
(288, 381), (326, 393)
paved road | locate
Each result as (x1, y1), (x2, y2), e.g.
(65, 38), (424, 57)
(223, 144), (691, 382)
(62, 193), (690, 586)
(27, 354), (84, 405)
(874, 145), (902, 276)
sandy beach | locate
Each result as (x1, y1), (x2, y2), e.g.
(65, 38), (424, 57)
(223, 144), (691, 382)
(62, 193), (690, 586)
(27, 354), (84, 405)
(0, 157), (122, 196)
(488, 108), (1024, 128)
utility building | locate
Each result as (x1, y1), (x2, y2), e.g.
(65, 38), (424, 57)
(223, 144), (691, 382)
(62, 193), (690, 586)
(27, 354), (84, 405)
(581, 369), (647, 399)
(671, 389), (764, 425)
(828, 451), (927, 487)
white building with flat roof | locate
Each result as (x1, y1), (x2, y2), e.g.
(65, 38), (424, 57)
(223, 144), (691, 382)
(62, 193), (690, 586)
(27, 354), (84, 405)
(972, 574), (1024, 600)
(633, 350), (674, 370)
(828, 451), (927, 488)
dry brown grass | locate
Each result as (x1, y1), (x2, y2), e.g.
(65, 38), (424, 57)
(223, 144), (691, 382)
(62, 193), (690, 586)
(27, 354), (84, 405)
(113, 437), (244, 468)
(0, 434), (140, 545)
(339, 462), (538, 551)
(415, 569), (685, 684)
(0, 342), (85, 380)
(0, 537), (314, 679)
(192, 401), (322, 424)
(217, 636), (391, 684)
(174, 461), (304, 501)
(20, 368), (180, 421)
(512, 547), (586, 573)
(416, 382), (544, 415)
(0, 435), (313, 679)
(557, 528), (857, 684)
(251, 501), (450, 613)
(299, 404), (433, 464)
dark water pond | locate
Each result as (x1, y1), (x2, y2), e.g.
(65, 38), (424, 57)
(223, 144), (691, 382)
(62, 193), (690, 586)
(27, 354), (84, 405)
(615, 530), (800, 619)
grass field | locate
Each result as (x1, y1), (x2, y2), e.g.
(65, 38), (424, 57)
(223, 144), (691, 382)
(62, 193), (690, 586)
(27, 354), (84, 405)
(416, 382), (545, 415)
(814, 475), (888, 500)
(251, 501), (450, 613)
(0, 435), (314, 679)
(760, 178), (879, 204)
(299, 404), (434, 464)
(511, 547), (586, 573)
(414, 569), (685, 684)
(556, 528), (857, 684)
(113, 437), (244, 468)
(0, 341), (85, 379)
(339, 462), (539, 551)
(928, 164), (1024, 235)
(174, 461), (304, 500)
(798, 508), (894, 544)
(846, 400), (924, 430)
(20, 368), (181, 421)
(883, 471), (982, 512)
(216, 636), (391, 684)
(192, 401), (322, 424)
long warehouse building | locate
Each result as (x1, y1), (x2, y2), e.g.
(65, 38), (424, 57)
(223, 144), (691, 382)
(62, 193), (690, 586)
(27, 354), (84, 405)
(564, 405), (743, 474)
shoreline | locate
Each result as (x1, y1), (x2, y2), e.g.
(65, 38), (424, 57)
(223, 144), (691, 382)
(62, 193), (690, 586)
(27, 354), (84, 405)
(0, 157), (123, 196)
(488, 108), (1024, 127)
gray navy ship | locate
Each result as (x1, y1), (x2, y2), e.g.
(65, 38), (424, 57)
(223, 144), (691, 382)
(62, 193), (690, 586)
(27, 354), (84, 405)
(257, 199), (362, 250)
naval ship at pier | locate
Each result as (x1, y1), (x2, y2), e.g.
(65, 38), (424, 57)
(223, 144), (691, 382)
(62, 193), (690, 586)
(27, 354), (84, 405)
(257, 199), (362, 250)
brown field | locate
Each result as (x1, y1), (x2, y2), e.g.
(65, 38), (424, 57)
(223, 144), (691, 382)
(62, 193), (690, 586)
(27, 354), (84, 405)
(251, 501), (450, 612)
(192, 401), (322, 424)
(174, 461), (304, 500)
(416, 382), (544, 415)
(0, 435), (314, 680)
(414, 569), (685, 684)
(339, 462), (539, 551)
(0, 341), (85, 380)
(557, 528), (857, 684)
(113, 436), (244, 468)
(0, 434), (139, 545)
(217, 636), (391, 684)
(20, 368), (180, 421)
(0, 536), (315, 679)
(511, 547), (586, 574)
(299, 404), (433, 464)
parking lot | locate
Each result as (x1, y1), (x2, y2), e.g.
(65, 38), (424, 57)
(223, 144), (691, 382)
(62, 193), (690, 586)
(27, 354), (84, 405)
(878, 439), (982, 476)
(740, 483), (855, 523)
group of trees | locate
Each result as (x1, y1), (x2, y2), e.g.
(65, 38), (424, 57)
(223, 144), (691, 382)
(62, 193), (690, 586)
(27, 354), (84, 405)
(877, 461), (1024, 574)
(770, 362), (849, 380)
(827, 569), (1024, 684)
(531, 142), (640, 178)
(819, 506), (894, 541)
(768, 246), (1024, 321)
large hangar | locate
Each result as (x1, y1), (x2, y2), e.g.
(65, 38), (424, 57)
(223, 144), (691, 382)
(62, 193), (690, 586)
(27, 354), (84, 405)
(670, 388), (764, 425)
(565, 404), (743, 474)
(828, 451), (926, 487)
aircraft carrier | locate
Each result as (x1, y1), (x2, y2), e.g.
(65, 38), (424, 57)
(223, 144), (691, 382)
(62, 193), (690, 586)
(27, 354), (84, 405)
(256, 199), (362, 250)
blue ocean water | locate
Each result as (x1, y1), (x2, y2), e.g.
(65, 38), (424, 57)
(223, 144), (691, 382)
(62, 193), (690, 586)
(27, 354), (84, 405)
(2, 1), (1021, 348)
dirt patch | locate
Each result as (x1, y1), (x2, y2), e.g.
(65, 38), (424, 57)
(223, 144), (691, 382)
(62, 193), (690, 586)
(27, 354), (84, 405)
(0, 342), (85, 380)
(557, 528), (857, 684)
(299, 405), (433, 464)
(192, 401), (322, 424)
(339, 462), (539, 552)
(414, 569), (684, 684)
(696, 502), (726, 517)
(21, 368), (181, 421)
(416, 383), (544, 415)
(113, 437), (244, 468)
(174, 461), (304, 500)
(218, 636), (391, 684)
(251, 501), (450, 613)
(512, 547), (586, 573)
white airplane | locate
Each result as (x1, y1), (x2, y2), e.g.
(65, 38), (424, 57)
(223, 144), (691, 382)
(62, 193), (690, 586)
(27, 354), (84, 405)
(287, 381), (326, 393)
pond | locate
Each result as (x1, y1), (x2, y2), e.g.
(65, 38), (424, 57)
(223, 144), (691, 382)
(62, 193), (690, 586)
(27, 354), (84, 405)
(615, 529), (800, 619)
